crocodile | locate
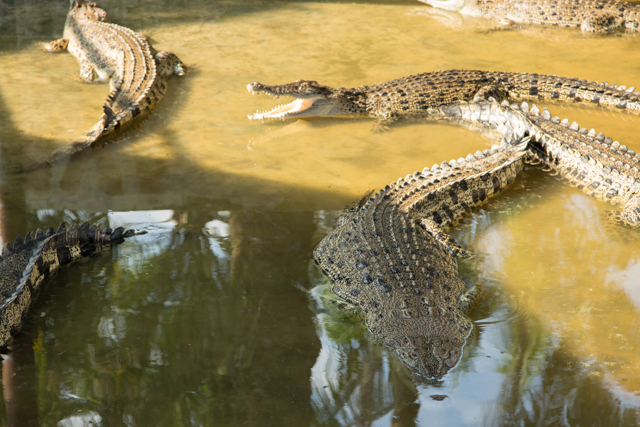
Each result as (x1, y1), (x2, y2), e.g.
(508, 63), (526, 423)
(247, 69), (640, 130)
(417, 0), (640, 33)
(0, 222), (144, 352)
(36, 0), (186, 169)
(314, 101), (531, 378)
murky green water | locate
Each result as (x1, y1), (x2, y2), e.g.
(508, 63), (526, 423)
(1, 0), (640, 425)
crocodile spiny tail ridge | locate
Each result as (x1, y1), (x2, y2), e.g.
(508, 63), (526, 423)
(0, 222), (145, 352)
(522, 103), (640, 227)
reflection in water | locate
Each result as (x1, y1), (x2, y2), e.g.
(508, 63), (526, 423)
(2, 208), (320, 425)
(2, 0), (640, 425)
(309, 283), (420, 427)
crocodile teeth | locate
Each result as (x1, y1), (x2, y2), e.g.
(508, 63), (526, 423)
(569, 122), (580, 131)
(474, 150), (485, 159)
(618, 85), (626, 91)
(501, 100), (509, 107)
(466, 153), (475, 162)
(627, 86), (635, 93)
(561, 118), (570, 127)
(422, 167), (430, 173)
(520, 102), (529, 113)
(588, 129), (596, 137)
(541, 108), (551, 120)
(432, 164), (439, 170)
(596, 132), (605, 142)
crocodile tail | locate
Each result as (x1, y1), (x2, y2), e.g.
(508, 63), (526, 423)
(24, 113), (108, 171)
(506, 72), (640, 115)
(0, 222), (145, 352)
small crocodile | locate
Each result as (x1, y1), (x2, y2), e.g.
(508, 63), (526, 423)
(314, 102), (530, 378)
(417, 0), (640, 33)
(247, 70), (640, 130)
(37, 0), (186, 169)
(0, 222), (144, 352)
(513, 103), (640, 227)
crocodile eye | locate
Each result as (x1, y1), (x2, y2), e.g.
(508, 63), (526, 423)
(524, 130), (530, 137)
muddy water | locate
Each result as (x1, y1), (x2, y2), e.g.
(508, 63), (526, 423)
(1, 0), (640, 425)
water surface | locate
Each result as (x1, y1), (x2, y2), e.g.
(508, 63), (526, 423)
(0, 0), (640, 425)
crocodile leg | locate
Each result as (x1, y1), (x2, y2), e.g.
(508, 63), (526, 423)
(607, 196), (640, 227)
(457, 285), (483, 314)
(472, 84), (510, 103)
(581, 13), (625, 32)
(419, 219), (470, 257)
(43, 38), (68, 53)
(372, 112), (400, 133)
(155, 51), (187, 77)
(78, 61), (100, 83)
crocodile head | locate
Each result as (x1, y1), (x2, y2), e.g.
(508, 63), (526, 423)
(393, 335), (466, 380)
(374, 314), (472, 379)
(247, 80), (368, 121)
(70, 0), (110, 23)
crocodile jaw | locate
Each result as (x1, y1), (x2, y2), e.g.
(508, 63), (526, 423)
(248, 97), (340, 121)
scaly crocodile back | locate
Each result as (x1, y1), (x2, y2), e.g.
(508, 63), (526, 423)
(0, 222), (143, 352)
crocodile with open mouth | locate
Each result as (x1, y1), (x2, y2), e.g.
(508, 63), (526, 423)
(0, 222), (144, 352)
(314, 99), (533, 379)
(247, 69), (639, 130)
(416, 0), (640, 33)
(35, 0), (186, 169)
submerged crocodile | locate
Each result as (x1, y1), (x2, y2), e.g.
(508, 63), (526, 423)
(247, 69), (640, 130)
(417, 0), (640, 33)
(0, 222), (144, 352)
(36, 0), (186, 169)
(314, 101), (531, 378)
